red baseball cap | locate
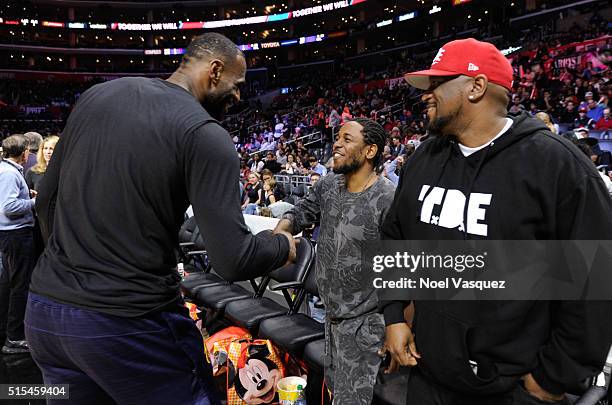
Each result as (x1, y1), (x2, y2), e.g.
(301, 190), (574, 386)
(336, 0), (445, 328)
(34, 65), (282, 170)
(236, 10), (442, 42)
(404, 38), (514, 90)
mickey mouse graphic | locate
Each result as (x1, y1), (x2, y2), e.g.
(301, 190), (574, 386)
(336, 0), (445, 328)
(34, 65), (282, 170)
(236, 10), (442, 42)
(228, 343), (282, 404)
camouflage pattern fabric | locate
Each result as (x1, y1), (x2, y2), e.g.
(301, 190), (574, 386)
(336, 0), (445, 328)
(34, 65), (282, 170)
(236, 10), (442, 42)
(325, 313), (386, 404)
(283, 173), (395, 403)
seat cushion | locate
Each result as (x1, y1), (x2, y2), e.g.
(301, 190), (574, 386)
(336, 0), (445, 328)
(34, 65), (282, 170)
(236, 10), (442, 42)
(180, 272), (223, 299)
(225, 298), (288, 331)
(303, 339), (325, 373)
(193, 284), (252, 311)
(258, 314), (324, 355)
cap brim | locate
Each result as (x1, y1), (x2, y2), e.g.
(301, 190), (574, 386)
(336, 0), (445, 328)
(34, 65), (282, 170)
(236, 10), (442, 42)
(404, 69), (461, 90)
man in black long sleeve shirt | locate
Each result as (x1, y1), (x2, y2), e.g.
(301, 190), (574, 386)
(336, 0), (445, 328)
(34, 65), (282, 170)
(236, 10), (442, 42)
(26, 33), (295, 404)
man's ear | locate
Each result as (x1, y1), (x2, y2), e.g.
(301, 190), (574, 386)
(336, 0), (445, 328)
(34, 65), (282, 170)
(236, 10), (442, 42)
(209, 59), (224, 86)
(366, 144), (378, 160)
(468, 74), (488, 102)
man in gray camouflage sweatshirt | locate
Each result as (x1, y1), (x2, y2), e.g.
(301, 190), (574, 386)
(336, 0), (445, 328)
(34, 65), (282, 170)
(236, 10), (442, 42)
(274, 118), (396, 404)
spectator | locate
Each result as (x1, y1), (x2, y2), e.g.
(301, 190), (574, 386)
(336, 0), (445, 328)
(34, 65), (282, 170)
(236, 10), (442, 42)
(283, 154), (299, 175)
(383, 155), (404, 186)
(309, 172), (321, 188)
(509, 95), (525, 114)
(263, 151), (282, 174)
(25, 135), (59, 192)
(0, 134), (36, 354)
(389, 133), (406, 158)
(575, 127), (603, 157)
(276, 146), (288, 165)
(249, 153), (264, 173)
(574, 107), (594, 129)
(575, 141), (612, 195)
(261, 169), (285, 201)
(240, 160), (251, 180)
(309, 156), (328, 176)
(535, 112), (557, 134)
(384, 37), (612, 404)
(274, 121), (285, 139)
(329, 105), (342, 135)
(560, 100), (578, 124)
(26, 32), (296, 404)
(262, 178), (277, 207)
(259, 136), (276, 152)
(595, 108), (612, 131)
(586, 99), (605, 122)
(22, 132), (43, 174)
(274, 118), (395, 404)
(242, 172), (262, 215)
(341, 106), (353, 124)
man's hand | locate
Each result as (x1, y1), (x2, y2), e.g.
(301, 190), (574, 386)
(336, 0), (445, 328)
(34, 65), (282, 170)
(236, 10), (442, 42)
(521, 373), (565, 403)
(275, 230), (297, 266)
(30, 189), (38, 198)
(273, 218), (293, 235)
(379, 322), (420, 374)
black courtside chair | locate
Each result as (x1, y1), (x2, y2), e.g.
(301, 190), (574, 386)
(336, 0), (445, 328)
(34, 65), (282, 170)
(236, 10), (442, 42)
(224, 237), (315, 334)
(257, 262), (324, 356)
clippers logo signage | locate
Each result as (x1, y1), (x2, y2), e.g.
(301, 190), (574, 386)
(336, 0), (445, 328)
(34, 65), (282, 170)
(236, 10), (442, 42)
(418, 185), (492, 236)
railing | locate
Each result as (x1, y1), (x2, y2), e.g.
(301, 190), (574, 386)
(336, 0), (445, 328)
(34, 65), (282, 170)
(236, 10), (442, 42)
(247, 129), (323, 157)
(273, 174), (311, 188)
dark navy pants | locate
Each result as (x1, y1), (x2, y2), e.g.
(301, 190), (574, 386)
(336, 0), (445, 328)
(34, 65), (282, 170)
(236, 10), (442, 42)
(25, 293), (219, 405)
(0, 227), (36, 341)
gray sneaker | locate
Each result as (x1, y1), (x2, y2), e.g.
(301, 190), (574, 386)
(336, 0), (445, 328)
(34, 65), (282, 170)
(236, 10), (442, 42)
(1, 339), (29, 354)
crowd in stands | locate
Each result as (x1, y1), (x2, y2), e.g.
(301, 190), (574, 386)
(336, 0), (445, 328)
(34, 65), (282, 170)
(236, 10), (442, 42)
(1, 14), (611, 214)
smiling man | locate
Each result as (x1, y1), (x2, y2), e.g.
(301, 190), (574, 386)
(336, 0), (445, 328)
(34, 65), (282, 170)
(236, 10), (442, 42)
(28, 33), (296, 404)
(274, 118), (396, 404)
(380, 38), (612, 405)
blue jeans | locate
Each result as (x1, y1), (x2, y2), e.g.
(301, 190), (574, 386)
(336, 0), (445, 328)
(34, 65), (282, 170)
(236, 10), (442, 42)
(243, 203), (259, 215)
(25, 293), (219, 405)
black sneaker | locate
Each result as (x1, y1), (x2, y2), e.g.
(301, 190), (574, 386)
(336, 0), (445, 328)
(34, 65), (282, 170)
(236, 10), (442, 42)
(1, 339), (29, 354)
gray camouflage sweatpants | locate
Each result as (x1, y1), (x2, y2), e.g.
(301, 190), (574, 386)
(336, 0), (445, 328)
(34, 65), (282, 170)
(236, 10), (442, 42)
(325, 312), (385, 405)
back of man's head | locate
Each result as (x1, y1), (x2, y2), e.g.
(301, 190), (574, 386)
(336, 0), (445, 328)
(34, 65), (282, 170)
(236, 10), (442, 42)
(2, 134), (28, 159)
(24, 131), (43, 152)
(180, 32), (242, 67)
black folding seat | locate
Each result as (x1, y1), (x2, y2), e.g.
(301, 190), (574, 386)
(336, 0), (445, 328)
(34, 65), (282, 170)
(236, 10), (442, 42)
(190, 237), (311, 312)
(282, 182), (292, 198)
(224, 238), (315, 333)
(291, 184), (306, 198)
(180, 231), (223, 300)
(302, 338), (325, 373)
(177, 216), (201, 263)
(257, 267), (324, 355)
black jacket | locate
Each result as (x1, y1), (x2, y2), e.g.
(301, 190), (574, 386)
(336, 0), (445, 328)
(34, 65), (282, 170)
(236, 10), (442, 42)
(380, 112), (612, 396)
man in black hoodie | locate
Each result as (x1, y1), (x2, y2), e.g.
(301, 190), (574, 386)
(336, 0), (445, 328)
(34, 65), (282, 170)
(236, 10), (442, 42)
(380, 38), (612, 404)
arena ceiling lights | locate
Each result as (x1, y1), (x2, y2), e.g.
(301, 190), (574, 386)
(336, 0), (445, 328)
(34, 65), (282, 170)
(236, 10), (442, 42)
(374, 11), (419, 29)
(145, 33), (328, 54)
(0, 0), (367, 32)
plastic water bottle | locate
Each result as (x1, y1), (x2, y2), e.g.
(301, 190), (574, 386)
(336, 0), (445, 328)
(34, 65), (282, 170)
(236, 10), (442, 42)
(295, 385), (306, 405)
